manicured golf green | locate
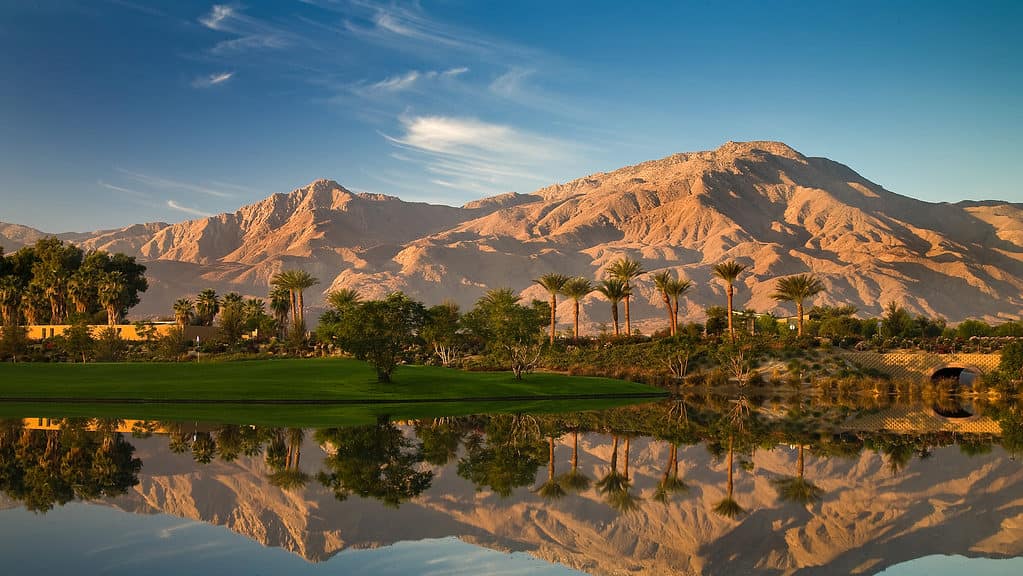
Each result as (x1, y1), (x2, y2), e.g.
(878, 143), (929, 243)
(0, 358), (664, 403)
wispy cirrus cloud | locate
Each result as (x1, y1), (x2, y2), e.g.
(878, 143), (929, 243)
(166, 200), (212, 218)
(357, 66), (470, 95)
(116, 169), (236, 198)
(198, 4), (291, 54)
(384, 115), (578, 195)
(191, 71), (234, 88)
(97, 180), (151, 199)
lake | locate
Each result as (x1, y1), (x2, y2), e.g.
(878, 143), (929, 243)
(1, 395), (1022, 575)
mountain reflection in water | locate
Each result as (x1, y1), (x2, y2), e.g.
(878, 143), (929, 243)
(1, 394), (1022, 575)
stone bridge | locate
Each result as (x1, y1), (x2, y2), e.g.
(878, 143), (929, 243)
(841, 351), (1001, 382)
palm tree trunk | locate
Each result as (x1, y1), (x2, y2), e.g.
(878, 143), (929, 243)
(549, 294), (557, 345)
(672, 296), (680, 336)
(611, 302), (619, 336)
(726, 285), (735, 341)
(797, 300), (804, 337)
(661, 293), (673, 336)
(297, 289), (305, 326)
(671, 443), (679, 478)
(624, 293), (631, 336)
(610, 434), (619, 472)
(573, 300), (580, 340)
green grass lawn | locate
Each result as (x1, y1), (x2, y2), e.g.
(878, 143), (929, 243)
(0, 358), (663, 426)
(0, 358), (663, 402)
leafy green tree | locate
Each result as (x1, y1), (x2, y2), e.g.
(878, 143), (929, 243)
(216, 296), (247, 347)
(330, 292), (427, 382)
(59, 322), (94, 362)
(422, 301), (463, 366)
(0, 276), (21, 325)
(705, 306), (728, 337)
(463, 289), (548, 379)
(533, 273), (570, 345)
(957, 319), (993, 339)
(712, 261), (748, 341)
(999, 342), (1023, 382)
(0, 322), (29, 362)
(771, 274), (826, 337)
(606, 257), (644, 336)
(93, 327), (126, 362)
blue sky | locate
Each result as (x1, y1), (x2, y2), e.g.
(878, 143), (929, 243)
(1, 0), (1020, 232)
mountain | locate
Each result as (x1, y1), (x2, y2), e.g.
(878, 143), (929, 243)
(3, 141), (1022, 326)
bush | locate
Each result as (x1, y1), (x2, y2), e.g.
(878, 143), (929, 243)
(93, 327), (126, 362)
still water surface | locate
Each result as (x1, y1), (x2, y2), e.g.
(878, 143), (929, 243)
(1, 397), (1021, 575)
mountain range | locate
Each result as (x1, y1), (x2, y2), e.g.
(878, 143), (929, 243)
(3, 141), (1022, 328)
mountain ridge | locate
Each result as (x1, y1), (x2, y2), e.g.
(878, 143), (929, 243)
(3, 141), (1021, 326)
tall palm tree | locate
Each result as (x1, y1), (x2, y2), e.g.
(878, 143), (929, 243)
(651, 271), (675, 335)
(596, 434), (640, 512)
(596, 278), (630, 337)
(97, 272), (125, 326)
(269, 286), (291, 337)
(66, 271), (93, 316)
(326, 288), (361, 311)
(478, 287), (521, 308)
(654, 441), (688, 503)
(271, 270), (319, 326)
(712, 261), (748, 341)
(560, 277), (593, 340)
(172, 298), (194, 328)
(771, 274), (825, 337)
(195, 289), (220, 327)
(533, 273), (570, 345)
(0, 276), (21, 325)
(666, 278), (693, 335)
(606, 257), (644, 336)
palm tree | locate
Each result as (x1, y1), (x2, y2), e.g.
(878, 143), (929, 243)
(0, 276), (21, 325)
(195, 289), (220, 327)
(533, 273), (570, 345)
(770, 444), (823, 505)
(271, 270), (319, 326)
(712, 261), (748, 341)
(712, 434), (744, 519)
(666, 278), (693, 335)
(326, 288), (361, 311)
(560, 277), (593, 340)
(66, 271), (93, 316)
(596, 278), (630, 337)
(478, 287), (521, 308)
(654, 272), (679, 335)
(97, 272), (125, 326)
(172, 298), (194, 328)
(269, 286), (291, 337)
(771, 274), (825, 337)
(606, 257), (644, 336)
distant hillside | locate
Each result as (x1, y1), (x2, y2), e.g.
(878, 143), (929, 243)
(3, 141), (1022, 326)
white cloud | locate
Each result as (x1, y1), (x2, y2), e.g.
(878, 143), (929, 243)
(442, 67), (469, 77)
(166, 200), (212, 218)
(97, 180), (150, 199)
(191, 71), (234, 88)
(199, 4), (234, 31)
(384, 115), (576, 195)
(117, 169), (235, 198)
(370, 71), (421, 92)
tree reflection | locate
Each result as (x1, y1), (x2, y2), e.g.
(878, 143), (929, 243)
(316, 417), (432, 507)
(458, 414), (546, 497)
(0, 419), (141, 513)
